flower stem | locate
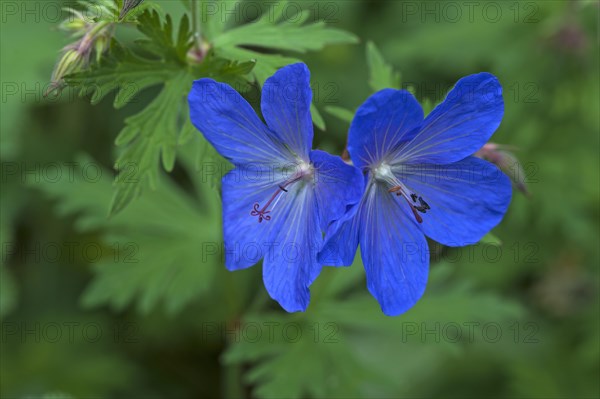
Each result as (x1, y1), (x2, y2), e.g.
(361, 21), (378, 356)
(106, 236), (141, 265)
(191, 0), (202, 52)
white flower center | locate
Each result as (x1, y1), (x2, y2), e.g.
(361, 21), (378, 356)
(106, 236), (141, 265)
(371, 162), (430, 224)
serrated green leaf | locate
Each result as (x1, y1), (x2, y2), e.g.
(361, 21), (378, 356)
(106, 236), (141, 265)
(215, 46), (297, 86)
(211, 1), (357, 131)
(214, 16), (358, 53)
(135, 11), (189, 61)
(31, 155), (221, 315)
(108, 54), (255, 215)
(223, 312), (373, 399)
(225, 260), (525, 398)
(66, 47), (177, 109)
(366, 41), (401, 92)
(110, 72), (191, 216)
(120, 0), (145, 19)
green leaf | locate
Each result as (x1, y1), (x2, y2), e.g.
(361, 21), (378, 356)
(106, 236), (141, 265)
(366, 41), (401, 92)
(480, 232), (502, 246)
(223, 312), (374, 399)
(212, 0), (358, 130)
(120, 0), (145, 19)
(108, 55), (254, 215)
(32, 155), (222, 315)
(213, 14), (358, 53)
(110, 72), (191, 216)
(311, 103), (326, 131)
(212, 0), (358, 77)
(215, 45), (298, 86)
(325, 105), (354, 124)
(66, 45), (177, 108)
(135, 10), (191, 61)
(225, 258), (525, 398)
(67, 9), (255, 215)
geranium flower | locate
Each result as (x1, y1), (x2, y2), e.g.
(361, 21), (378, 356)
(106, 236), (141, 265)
(319, 73), (512, 316)
(188, 63), (363, 312)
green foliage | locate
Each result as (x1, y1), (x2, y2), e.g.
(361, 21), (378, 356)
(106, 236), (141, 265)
(225, 260), (525, 398)
(211, 0), (358, 85)
(206, 0), (358, 131)
(2, 1), (598, 398)
(65, 2), (356, 214)
(324, 105), (354, 124)
(366, 41), (401, 92)
(33, 155), (221, 315)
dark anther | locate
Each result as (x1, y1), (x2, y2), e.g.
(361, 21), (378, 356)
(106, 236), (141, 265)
(278, 185), (288, 192)
(418, 197), (430, 210)
(410, 193), (418, 203)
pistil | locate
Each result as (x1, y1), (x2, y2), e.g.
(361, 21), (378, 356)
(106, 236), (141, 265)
(250, 163), (312, 223)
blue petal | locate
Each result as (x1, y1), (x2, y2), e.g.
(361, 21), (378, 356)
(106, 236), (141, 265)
(221, 165), (294, 270)
(262, 187), (322, 312)
(318, 205), (361, 267)
(261, 63), (314, 159)
(396, 73), (504, 165)
(309, 150), (364, 231)
(188, 79), (290, 165)
(359, 181), (429, 316)
(393, 156), (512, 246)
(348, 89), (423, 169)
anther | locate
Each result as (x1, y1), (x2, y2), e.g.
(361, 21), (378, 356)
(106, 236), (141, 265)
(388, 185), (429, 224)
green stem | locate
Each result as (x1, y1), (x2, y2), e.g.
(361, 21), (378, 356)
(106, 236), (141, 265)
(190, 0), (202, 52)
(222, 360), (244, 399)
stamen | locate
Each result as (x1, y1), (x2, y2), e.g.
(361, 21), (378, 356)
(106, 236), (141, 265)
(409, 203), (424, 223)
(388, 185), (429, 224)
(374, 162), (430, 224)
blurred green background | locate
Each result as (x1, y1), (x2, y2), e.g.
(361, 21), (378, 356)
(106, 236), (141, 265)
(1, 0), (598, 398)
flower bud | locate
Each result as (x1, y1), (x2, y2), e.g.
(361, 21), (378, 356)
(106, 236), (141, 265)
(186, 38), (211, 65)
(45, 49), (85, 97)
(475, 143), (530, 196)
(58, 8), (88, 37)
(94, 35), (110, 63)
(53, 49), (84, 81)
(60, 18), (87, 33)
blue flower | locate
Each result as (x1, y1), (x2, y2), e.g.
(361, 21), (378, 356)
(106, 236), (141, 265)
(319, 73), (512, 316)
(188, 63), (364, 312)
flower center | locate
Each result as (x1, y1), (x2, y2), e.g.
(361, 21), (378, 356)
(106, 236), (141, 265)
(372, 163), (430, 224)
(250, 161), (313, 223)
